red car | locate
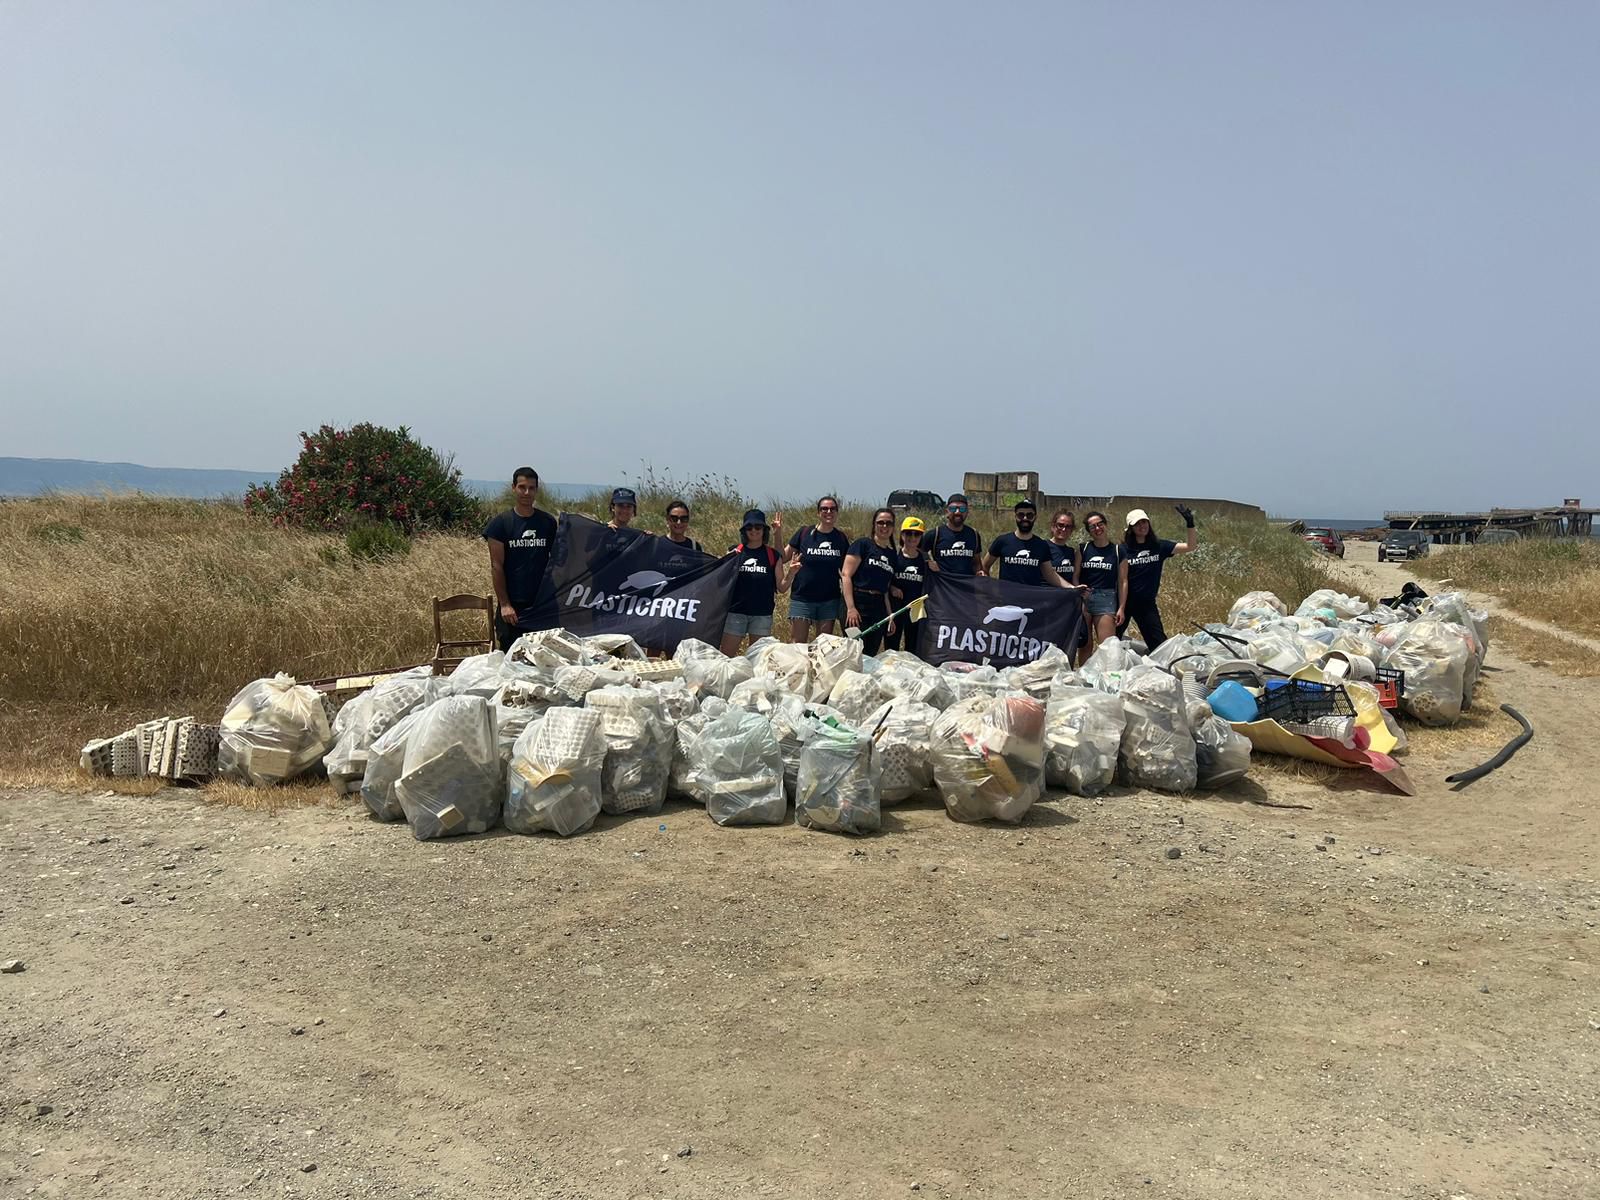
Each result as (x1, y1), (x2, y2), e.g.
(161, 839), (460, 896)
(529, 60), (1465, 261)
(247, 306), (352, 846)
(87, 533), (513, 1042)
(1302, 527), (1345, 557)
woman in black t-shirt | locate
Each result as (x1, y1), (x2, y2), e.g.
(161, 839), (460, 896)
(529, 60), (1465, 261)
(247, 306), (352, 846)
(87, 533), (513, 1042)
(1078, 510), (1128, 661)
(841, 507), (899, 656)
(883, 516), (928, 657)
(1116, 505), (1198, 650)
(720, 508), (793, 656)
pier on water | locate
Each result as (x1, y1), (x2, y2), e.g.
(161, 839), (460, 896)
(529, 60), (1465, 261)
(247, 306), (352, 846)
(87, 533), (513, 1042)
(1385, 500), (1596, 544)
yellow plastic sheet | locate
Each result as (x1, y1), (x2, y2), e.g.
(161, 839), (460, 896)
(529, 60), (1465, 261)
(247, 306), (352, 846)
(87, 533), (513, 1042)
(1289, 664), (1398, 756)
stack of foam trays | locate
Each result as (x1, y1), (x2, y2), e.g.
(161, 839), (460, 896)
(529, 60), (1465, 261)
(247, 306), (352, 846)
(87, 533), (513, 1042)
(81, 717), (221, 782)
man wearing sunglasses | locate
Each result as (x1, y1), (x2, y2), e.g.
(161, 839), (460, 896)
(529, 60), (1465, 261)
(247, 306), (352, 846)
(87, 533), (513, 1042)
(983, 499), (1082, 593)
(924, 493), (986, 577)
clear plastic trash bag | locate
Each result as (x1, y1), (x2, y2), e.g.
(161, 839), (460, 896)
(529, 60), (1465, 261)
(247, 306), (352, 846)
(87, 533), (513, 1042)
(676, 642), (754, 700)
(586, 685), (674, 814)
(795, 718), (882, 835)
(219, 673), (335, 787)
(1228, 591), (1288, 623)
(395, 696), (503, 839)
(1382, 618), (1472, 726)
(504, 707), (606, 837)
(827, 669), (885, 725)
(439, 651), (508, 698)
(931, 694), (1047, 823)
(1044, 686), (1126, 797)
(749, 640), (814, 698)
(1117, 664), (1197, 793)
(1191, 707), (1252, 790)
(509, 627), (591, 669)
(1080, 637), (1142, 694)
(864, 699), (939, 803)
(809, 633), (864, 701)
(1295, 589), (1370, 620)
(581, 633), (647, 661)
(360, 708), (423, 822)
(696, 708), (787, 826)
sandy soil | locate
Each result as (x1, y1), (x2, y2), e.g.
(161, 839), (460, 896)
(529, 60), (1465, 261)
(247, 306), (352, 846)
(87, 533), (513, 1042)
(3, 545), (1598, 1199)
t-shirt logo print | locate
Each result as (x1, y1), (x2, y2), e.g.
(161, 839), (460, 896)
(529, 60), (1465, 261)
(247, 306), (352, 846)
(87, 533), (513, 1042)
(983, 604), (1034, 636)
(619, 570), (671, 595)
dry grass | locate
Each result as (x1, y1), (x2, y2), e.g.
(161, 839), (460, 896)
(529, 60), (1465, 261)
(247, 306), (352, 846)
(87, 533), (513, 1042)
(1419, 539), (1600, 640)
(1487, 615), (1600, 678)
(0, 492), (1363, 796)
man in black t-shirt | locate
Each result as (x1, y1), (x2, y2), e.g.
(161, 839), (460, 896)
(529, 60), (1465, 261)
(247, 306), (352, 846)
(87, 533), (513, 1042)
(924, 493), (986, 577)
(483, 467), (559, 651)
(983, 500), (1080, 590)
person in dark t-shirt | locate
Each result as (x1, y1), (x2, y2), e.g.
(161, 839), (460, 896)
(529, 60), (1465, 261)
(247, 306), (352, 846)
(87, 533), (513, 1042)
(483, 466), (559, 651)
(721, 509), (792, 656)
(842, 508), (900, 655)
(657, 498), (705, 578)
(982, 500), (1080, 590)
(1049, 509), (1088, 654)
(784, 496), (851, 642)
(1078, 510), (1128, 660)
(1116, 505), (1198, 650)
(884, 516), (927, 657)
(924, 493), (985, 577)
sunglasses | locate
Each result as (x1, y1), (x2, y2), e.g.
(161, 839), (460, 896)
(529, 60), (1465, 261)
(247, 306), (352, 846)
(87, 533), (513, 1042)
(1053, 521), (1073, 530)
(874, 519), (893, 526)
(947, 506), (968, 514)
(1087, 522), (1106, 531)
(818, 506), (838, 513)
(667, 513), (689, 522)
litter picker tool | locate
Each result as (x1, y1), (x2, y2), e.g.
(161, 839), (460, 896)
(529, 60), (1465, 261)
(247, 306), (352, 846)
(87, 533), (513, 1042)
(846, 596), (924, 641)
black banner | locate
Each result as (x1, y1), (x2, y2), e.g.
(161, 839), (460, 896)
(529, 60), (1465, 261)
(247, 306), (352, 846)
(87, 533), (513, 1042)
(553, 513), (736, 652)
(920, 571), (1085, 669)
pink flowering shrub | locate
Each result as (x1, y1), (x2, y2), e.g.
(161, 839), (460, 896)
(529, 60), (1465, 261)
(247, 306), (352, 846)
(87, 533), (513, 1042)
(243, 423), (479, 533)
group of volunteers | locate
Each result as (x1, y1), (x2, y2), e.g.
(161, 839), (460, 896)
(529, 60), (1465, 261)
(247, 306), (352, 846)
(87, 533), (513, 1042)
(483, 468), (1199, 662)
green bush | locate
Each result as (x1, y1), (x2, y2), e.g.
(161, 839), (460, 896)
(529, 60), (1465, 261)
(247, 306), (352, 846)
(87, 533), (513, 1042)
(244, 422), (480, 533)
(345, 518), (412, 562)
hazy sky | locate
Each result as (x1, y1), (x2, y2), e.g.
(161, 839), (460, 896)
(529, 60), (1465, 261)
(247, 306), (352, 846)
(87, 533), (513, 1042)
(3, 2), (1596, 516)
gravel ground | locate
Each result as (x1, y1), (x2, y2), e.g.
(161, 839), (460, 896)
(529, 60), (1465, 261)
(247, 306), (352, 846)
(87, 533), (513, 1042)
(3, 561), (1598, 1199)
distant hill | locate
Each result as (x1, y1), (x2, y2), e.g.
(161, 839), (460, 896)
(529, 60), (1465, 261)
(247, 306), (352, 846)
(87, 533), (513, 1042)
(0, 458), (605, 501)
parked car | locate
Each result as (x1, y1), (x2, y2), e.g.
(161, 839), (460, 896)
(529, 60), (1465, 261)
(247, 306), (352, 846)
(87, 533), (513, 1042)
(1302, 527), (1345, 558)
(887, 489), (945, 513)
(1476, 528), (1522, 545)
(1378, 530), (1431, 561)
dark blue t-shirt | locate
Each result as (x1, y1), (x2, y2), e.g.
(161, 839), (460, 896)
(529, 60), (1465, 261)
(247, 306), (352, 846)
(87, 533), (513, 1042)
(787, 526), (851, 602)
(729, 545), (779, 616)
(846, 538), (897, 594)
(892, 549), (926, 604)
(1079, 542), (1122, 596)
(656, 534), (705, 579)
(924, 524), (983, 575)
(1123, 538), (1177, 602)
(987, 532), (1051, 586)
(1048, 540), (1078, 578)
(483, 508), (558, 610)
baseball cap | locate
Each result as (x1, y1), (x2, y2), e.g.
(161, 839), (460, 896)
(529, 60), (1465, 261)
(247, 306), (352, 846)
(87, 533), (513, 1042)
(740, 508), (768, 530)
(1125, 508), (1151, 528)
(1014, 498), (1037, 512)
(947, 493), (968, 506)
(610, 487), (637, 507)
(900, 516), (926, 533)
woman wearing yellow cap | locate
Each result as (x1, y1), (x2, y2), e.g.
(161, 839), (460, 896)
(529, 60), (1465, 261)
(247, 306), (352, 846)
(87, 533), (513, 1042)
(884, 516), (928, 657)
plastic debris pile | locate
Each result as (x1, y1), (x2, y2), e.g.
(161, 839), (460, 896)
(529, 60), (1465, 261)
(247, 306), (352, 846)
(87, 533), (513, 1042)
(79, 578), (1484, 837)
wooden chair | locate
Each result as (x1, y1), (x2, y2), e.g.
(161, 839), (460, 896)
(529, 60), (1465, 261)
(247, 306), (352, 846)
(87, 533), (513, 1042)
(431, 594), (495, 676)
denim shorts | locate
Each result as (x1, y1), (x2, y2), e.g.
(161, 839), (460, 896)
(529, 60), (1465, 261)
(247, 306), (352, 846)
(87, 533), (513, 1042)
(1086, 590), (1119, 617)
(788, 597), (841, 623)
(724, 611), (774, 638)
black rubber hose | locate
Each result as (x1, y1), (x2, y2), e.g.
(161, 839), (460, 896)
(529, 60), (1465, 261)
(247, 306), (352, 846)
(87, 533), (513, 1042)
(1445, 705), (1534, 788)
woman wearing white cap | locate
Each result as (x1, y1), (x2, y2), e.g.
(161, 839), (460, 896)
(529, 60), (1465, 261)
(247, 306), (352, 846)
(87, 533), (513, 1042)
(1117, 505), (1198, 650)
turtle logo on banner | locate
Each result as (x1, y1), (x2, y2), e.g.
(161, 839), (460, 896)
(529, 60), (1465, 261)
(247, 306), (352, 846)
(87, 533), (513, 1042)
(554, 513), (736, 652)
(921, 571), (1084, 668)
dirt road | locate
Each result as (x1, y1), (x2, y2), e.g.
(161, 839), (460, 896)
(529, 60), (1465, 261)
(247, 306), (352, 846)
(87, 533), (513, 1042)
(4, 551), (1598, 1199)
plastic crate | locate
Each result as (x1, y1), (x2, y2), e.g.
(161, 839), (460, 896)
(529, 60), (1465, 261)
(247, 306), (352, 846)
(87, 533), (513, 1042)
(1260, 678), (1355, 724)
(1373, 666), (1405, 711)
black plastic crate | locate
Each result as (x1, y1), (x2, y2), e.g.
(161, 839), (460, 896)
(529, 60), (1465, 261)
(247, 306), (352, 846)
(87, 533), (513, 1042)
(1260, 678), (1355, 724)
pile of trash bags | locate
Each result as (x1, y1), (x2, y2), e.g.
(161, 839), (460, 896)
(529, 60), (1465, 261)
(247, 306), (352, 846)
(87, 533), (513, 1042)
(190, 570), (1489, 845)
